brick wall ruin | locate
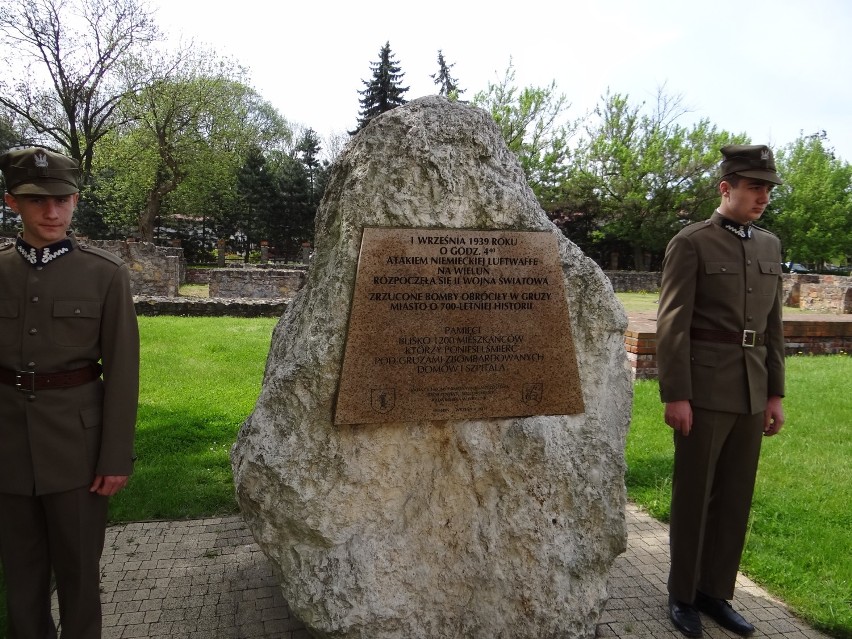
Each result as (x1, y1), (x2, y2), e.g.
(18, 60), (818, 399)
(784, 273), (852, 314)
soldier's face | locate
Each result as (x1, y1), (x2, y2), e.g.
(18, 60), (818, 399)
(720, 178), (773, 225)
(4, 192), (78, 248)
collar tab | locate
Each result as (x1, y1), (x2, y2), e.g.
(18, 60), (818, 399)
(15, 236), (74, 266)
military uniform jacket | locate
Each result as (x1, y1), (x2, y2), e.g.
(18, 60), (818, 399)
(656, 211), (785, 415)
(0, 233), (139, 495)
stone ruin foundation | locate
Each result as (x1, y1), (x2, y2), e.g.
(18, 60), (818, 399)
(89, 239), (182, 297)
(208, 267), (305, 299)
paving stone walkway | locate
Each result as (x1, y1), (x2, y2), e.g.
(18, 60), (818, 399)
(73, 503), (832, 638)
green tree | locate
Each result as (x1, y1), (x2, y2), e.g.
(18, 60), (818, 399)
(94, 49), (291, 242)
(76, 156), (133, 239)
(542, 170), (607, 263)
(768, 132), (852, 269)
(0, 0), (160, 186)
(0, 111), (22, 231)
(0, 110), (19, 149)
(431, 50), (463, 99)
(277, 153), (314, 256)
(295, 127), (328, 208)
(236, 145), (281, 260)
(181, 94), (291, 255)
(352, 41), (409, 134)
(473, 60), (578, 203)
(569, 90), (745, 270)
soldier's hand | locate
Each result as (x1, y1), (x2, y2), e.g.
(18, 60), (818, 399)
(664, 400), (693, 436)
(90, 475), (129, 496)
(763, 396), (784, 436)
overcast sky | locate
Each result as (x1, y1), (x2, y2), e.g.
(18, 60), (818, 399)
(150, 0), (852, 161)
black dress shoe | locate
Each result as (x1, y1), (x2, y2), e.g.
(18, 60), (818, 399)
(669, 596), (702, 638)
(695, 591), (755, 636)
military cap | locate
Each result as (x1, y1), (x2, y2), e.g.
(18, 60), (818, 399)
(719, 144), (782, 185)
(0, 147), (81, 195)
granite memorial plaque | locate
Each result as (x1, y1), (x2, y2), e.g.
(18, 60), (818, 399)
(334, 227), (584, 424)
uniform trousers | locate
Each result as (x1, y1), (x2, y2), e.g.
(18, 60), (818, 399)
(0, 486), (108, 639)
(668, 407), (764, 604)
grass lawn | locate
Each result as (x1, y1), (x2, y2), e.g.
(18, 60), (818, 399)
(109, 316), (279, 521)
(1, 313), (849, 637)
(617, 290), (827, 316)
(615, 290), (662, 313)
(177, 283), (209, 298)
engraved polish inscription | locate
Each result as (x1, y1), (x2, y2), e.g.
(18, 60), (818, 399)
(334, 228), (584, 424)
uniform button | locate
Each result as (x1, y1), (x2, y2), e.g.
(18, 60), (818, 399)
(31, 296), (39, 303)
(747, 287), (753, 293)
(74, 308), (81, 314)
(27, 361), (36, 368)
(27, 395), (36, 402)
(720, 267), (727, 272)
(747, 259), (752, 265)
(36, 266), (43, 271)
(29, 328), (38, 335)
(747, 316), (753, 322)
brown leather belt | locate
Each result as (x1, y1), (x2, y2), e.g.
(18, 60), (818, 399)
(691, 328), (765, 348)
(0, 363), (102, 393)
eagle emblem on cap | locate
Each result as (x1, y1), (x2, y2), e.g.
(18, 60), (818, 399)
(760, 148), (770, 161)
(34, 152), (49, 168)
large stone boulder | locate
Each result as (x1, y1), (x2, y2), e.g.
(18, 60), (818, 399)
(231, 96), (631, 639)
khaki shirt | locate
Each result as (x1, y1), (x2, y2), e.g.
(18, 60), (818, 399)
(656, 211), (785, 415)
(0, 233), (139, 495)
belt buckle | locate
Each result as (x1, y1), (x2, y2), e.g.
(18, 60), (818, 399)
(742, 330), (756, 348)
(15, 370), (36, 393)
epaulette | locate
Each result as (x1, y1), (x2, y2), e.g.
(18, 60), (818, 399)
(679, 219), (716, 237)
(77, 242), (126, 266)
(750, 223), (777, 237)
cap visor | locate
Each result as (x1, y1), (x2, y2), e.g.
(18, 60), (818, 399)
(10, 181), (80, 196)
(736, 170), (783, 185)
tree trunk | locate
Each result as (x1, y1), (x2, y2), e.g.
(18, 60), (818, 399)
(139, 172), (180, 242)
(632, 244), (647, 271)
(138, 189), (162, 243)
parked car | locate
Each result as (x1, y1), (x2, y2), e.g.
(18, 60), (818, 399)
(783, 262), (811, 274)
(823, 264), (851, 275)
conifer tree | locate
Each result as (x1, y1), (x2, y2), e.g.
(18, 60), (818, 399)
(352, 42), (409, 134)
(296, 128), (326, 206)
(431, 50), (463, 99)
(278, 156), (313, 254)
(237, 145), (281, 260)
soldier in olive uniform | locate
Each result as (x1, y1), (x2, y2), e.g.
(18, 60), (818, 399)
(0, 148), (139, 638)
(656, 145), (786, 637)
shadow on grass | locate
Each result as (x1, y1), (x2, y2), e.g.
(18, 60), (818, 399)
(108, 404), (247, 523)
(625, 453), (673, 521)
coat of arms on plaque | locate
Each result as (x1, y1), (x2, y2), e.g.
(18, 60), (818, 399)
(371, 388), (396, 413)
(522, 383), (543, 405)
